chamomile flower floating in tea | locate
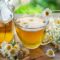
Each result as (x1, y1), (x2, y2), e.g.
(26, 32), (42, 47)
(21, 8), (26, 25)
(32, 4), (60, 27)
(16, 16), (47, 30)
(46, 49), (55, 57)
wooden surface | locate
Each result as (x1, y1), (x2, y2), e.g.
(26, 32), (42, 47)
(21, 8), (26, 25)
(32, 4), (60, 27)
(29, 45), (60, 60)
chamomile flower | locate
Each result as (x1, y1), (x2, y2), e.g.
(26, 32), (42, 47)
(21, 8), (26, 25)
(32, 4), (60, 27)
(0, 42), (8, 56)
(46, 49), (55, 57)
(10, 48), (16, 56)
(42, 8), (52, 17)
(14, 44), (20, 51)
(0, 42), (13, 57)
(6, 44), (12, 51)
(1, 41), (7, 49)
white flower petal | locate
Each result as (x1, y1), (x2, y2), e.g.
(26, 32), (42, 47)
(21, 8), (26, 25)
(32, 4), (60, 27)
(42, 8), (52, 17)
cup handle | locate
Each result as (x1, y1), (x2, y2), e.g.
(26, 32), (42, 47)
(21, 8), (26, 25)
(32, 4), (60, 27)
(41, 33), (53, 45)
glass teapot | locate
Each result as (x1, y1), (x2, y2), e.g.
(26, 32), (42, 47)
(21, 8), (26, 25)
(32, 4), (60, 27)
(0, 0), (20, 43)
(0, 0), (13, 43)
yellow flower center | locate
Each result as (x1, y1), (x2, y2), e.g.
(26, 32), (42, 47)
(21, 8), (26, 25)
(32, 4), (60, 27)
(7, 45), (11, 50)
(46, 12), (49, 16)
(48, 51), (53, 55)
(14, 45), (19, 49)
(10, 48), (16, 55)
(55, 20), (60, 24)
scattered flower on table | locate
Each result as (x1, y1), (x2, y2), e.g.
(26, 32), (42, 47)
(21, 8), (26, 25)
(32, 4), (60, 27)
(46, 49), (55, 57)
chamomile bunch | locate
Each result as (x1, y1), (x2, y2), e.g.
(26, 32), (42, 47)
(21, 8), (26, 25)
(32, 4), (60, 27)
(0, 41), (20, 60)
(0, 41), (30, 60)
(7, 44), (20, 60)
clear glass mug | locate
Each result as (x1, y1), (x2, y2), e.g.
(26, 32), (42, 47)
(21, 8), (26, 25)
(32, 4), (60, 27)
(14, 15), (49, 49)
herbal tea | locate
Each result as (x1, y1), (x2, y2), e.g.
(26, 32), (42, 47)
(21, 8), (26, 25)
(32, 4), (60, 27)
(15, 16), (48, 49)
(0, 21), (13, 43)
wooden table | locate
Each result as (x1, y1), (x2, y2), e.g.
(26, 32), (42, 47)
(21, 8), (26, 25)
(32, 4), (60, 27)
(29, 44), (60, 60)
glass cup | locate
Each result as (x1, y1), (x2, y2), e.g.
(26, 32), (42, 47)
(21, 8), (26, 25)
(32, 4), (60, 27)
(14, 15), (49, 49)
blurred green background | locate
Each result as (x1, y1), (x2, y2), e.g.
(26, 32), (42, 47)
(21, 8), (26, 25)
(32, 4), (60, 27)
(15, 0), (60, 14)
